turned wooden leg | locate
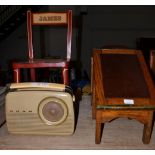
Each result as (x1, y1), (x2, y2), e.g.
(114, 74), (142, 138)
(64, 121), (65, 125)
(13, 68), (21, 83)
(95, 121), (102, 144)
(142, 112), (153, 144)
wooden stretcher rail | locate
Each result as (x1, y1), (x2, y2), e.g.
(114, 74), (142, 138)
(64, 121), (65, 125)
(97, 105), (155, 110)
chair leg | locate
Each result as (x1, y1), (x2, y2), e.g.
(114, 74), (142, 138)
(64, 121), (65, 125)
(13, 68), (21, 83)
(30, 68), (36, 82)
(62, 68), (69, 85)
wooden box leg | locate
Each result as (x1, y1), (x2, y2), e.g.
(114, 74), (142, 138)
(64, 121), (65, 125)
(91, 57), (97, 119)
(95, 121), (102, 144)
(142, 113), (153, 144)
(92, 87), (96, 119)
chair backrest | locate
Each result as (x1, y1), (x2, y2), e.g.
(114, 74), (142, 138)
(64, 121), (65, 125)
(27, 10), (72, 61)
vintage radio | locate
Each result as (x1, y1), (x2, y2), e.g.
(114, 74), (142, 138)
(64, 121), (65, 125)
(6, 82), (75, 135)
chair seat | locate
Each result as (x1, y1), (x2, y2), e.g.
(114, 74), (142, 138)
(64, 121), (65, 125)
(13, 59), (69, 69)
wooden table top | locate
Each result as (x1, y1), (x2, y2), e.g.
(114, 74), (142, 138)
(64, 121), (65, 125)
(93, 49), (155, 110)
(101, 54), (150, 98)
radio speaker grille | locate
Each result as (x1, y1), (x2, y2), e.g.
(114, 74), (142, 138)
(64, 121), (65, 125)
(39, 97), (68, 125)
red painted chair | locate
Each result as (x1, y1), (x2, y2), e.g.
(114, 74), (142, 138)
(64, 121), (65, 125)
(12, 10), (72, 85)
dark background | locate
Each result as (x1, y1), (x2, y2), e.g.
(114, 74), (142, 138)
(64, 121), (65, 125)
(0, 5), (155, 84)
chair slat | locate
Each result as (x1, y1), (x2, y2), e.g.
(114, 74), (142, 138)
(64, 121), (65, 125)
(32, 13), (67, 25)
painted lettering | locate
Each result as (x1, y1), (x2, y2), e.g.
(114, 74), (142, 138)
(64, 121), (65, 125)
(39, 16), (62, 21)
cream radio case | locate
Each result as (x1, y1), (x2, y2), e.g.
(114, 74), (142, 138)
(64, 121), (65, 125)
(6, 82), (75, 135)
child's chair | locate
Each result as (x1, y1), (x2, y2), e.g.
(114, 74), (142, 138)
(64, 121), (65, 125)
(12, 10), (72, 85)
